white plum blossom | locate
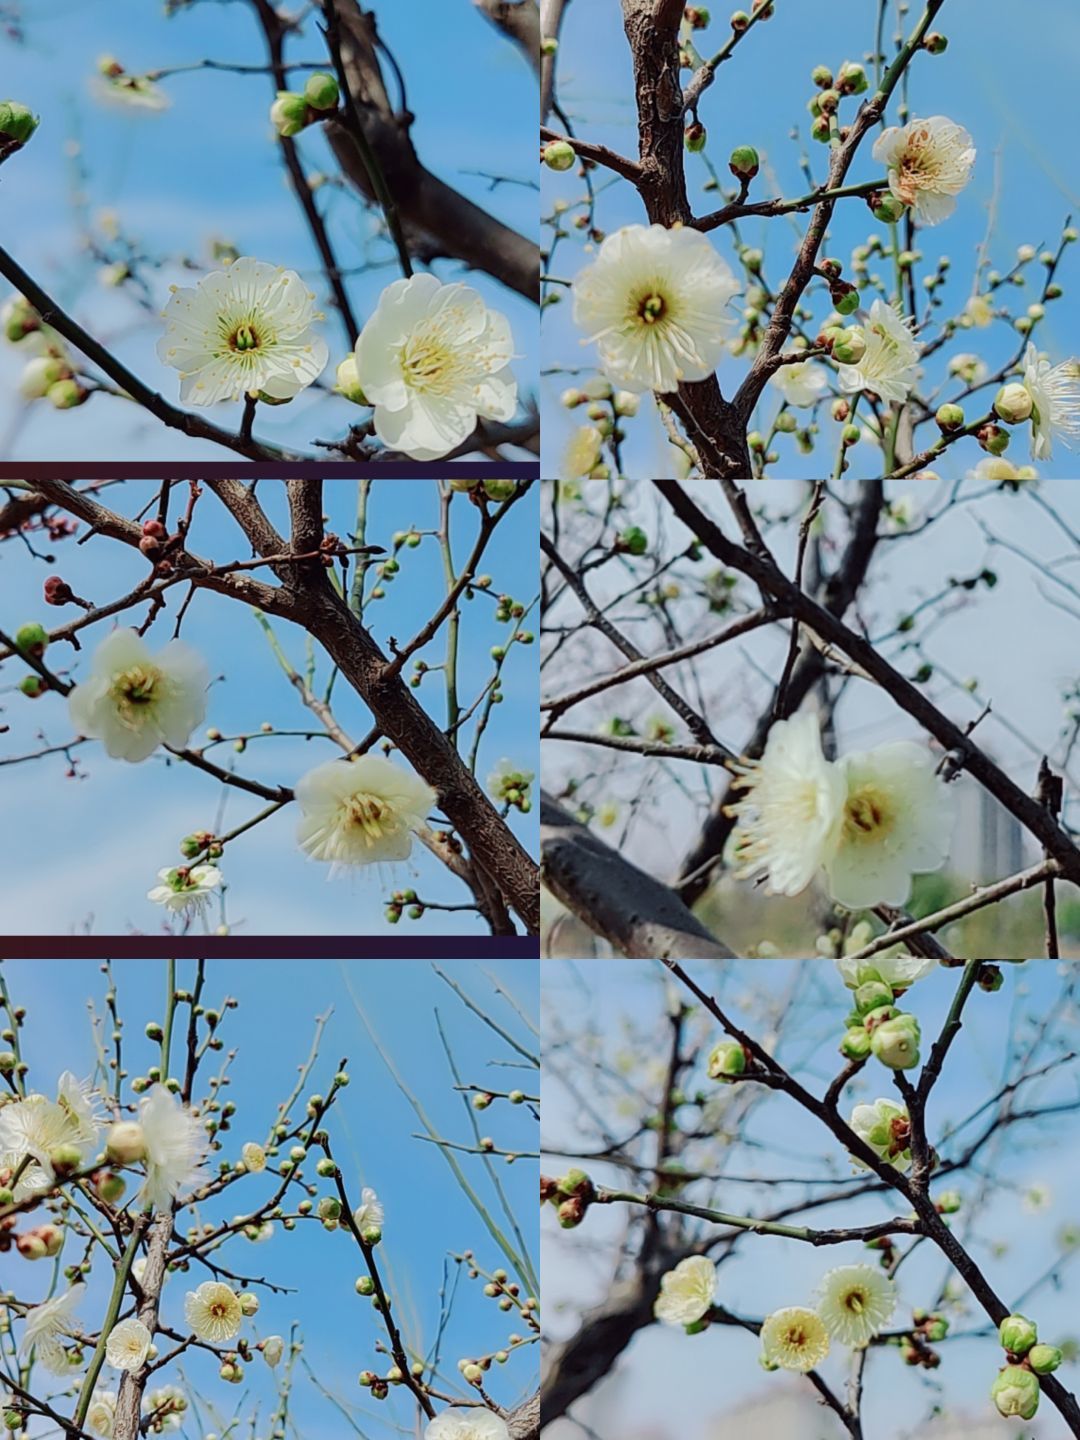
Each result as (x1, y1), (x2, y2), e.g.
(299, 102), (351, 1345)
(68, 628), (209, 763)
(967, 456), (1038, 482)
(729, 712), (846, 897)
(1020, 343), (1080, 460)
(572, 223), (740, 393)
(849, 1098), (911, 1171)
(836, 300), (920, 404)
(105, 1317), (152, 1372)
(262, 1335), (285, 1368)
(770, 360), (829, 408)
(872, 116), (976, 225)
(425, 1410), (511, 1440)
(87, 1389), (118, 1438)
(825, 742), (954, 910)
(21, 1284), (86, 1374)
(143, 1385), (187, 1432)
(295, 756), (436, 868)
(157, 257), (328, 405)
(653, 1256), (718, 1327)
(138, 1083), (209, 1213)
(817, 1265), (897, 1348)
(963, 293), (994, 328)
(948, 352), (988, 385)
(835, 957), (937, 992)
(0, 1072), (102, 1200)
(184, 1282), (243, 1343)
(759, 1307), (831, 1372)
(352, 274), (517, 460)
(147, 865), (223, 914)
(353, 1186), (384, 1231)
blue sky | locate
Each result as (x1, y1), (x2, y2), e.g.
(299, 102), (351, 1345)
(541, 0), (1080, 480)
(0, 480), (539, 936)
(3, 956), (539, 1440)
(542, 958), (1080, 1438)
(0, 0), (537, 460)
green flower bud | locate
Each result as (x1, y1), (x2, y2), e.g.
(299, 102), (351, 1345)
(684, 122), (707, 153)
(15, 621), (49, 657)
(355, 1275), (375, 1296)
(853, 980), (894, 1015)
(870, 1015), (921, 1070)
(730, 10), (751, 31)
(870, 193), (907, 224)
(0, 100), (38, 147)
(840, 1027), (872, 1061)
(707, 1039), (747, 1080)
(978, 424), (1010, 456)
(935, 1190), (962, 1214)
(1028, 1344), (1063, 1375)
(335, 355), (369, 406)
(836, 61), (868, 95)
(924, 32), (948, 54)
(270, 91), (309, 138)
(924, 1316), (949, 1342)
(831, 330), (867, 365)
(317, 1196), (342, 1220)
(304, 72), (340, 111)
(483, 479), (517, 502)
(48, 378), (88, 409)
(3, 294), (40, 342)
(617, 525), (648, 556)
(811, 65), (833, 89)
(994, 383), (1034, 425)
(728, 145), (759, 179)
(999, 1314), (1038, 1355)
(841, 423), (861, 446)
(936, 403), (965, 432)
(19, 674), (47, 699)
(834, 288), (860, 316)
(543, 139), (576, 171)
(991, 1365), (1040, 1420)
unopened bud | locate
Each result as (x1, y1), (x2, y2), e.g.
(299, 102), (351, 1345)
(304, 73), (339, 111)
(994, 383), (1034, 425)
(728, 145), (759, 179)
(935, 403), (965, 432)
(543, 140), (576, 171)
(991, 1365), (1040, 1420)
(270, 92), (309, 138)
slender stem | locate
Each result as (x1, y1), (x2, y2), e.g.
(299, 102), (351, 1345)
(71, 1220), (146, 1430)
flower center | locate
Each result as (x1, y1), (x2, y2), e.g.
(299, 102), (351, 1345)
(344, 793), (396, 845)
(230, 323), (261, 352)
(787, 1326), (806, 1347)
(842, 785), (894, 843)
(845, 1291), (866, 1314)
(209, 1301), (229, 1319)
(112, 664), (162, 711)
(637, 292), (667, 325)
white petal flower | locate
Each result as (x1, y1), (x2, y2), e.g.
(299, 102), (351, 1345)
(849, 1099), (911, 1171)
(872, 116), (976, 226)
(68, 628), (209, 763)
(824, 741), (954, 910)
(572, 223), (740, 393)
(1020, 343), (1080, 461)
(0, 1072), (103, 1199)
(184, 1282), (243, 1343)
(353, 274), (517, 461)
(144, 1384), (186, 1432)
(948, 352), (987, 385)
(262, 1335), (285, 1368)
(147, 865), (222, 914)
(425, 1409), (511, 1440)
(759, 1307), (830, 1372)
(770, 360), (829, 408)
(295, 756), (437, 868)
(729, 713), (846, 897)
(963, 293), (994, 328)
(94, 74), (170, 112)
(562, 424), (604, 479)
(105, 1316), (152, 1372)
(353, 1186), (384, 1231)
(241, 1142), (266, 1173)
(967, 457), (1038, 482)
(835, 957), (937, 992)
(157, 257), (328, 405)
(817, 1265), (897, 1348)
(138, 1084), (209, 1213)
(21, 1284), (86, 1374)
(653, 1256), (718, 1327)
(87, 1389), (118, 1438)
(836, 300), (920, 404)
(487, 759), (533, 807)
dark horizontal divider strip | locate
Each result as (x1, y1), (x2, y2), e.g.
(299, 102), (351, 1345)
(1, 935), (539, 960)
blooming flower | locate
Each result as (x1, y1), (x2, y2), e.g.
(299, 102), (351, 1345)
(21, 1284), (86, 1374)
(95, 71), (170, 111)
(817, 1265), (897, 1348)
(872, 116), (976, 226)
(572, 223), (740, 393)
(295, 756), (437, 868)
(87, 1389), (118, 1438)
(353, 1186), (384, 1231)
(184, 1282), (243, 1343)
(849, 1099), (911, 1171)
(562, 424), (604, 479)
(948, 352), (988, 385)
(653, 1256), (718, 1327)
(836, 300), (920, 404)
(147, 865), (223, 914)
(241, 1142), (266, 1173)
(157, 257), (328, 405)
(425, 1409), (511, 1440)
(1020, 343), (1080, 460)
(835, 957), (937, 992)
(967, 457), (1038, 482)
(352, 274), (517, 460)
(487, 759), (533, 810)
(824, 742), (954, 910)
(105, 1317), (152, 1372)
(729, 713), (846, 898)
(143, 1385), (186, 1432)
(68, 629), (209, 763)
(963, 293), (994, 328)
(759, 1307), (831, 1372)
(770, 360), (829, 408)
(0, 1072), (102, 1200)
(138, 1084), (209, 1213)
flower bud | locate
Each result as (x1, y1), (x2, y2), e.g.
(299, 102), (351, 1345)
(728, 145), (759, 179)
(928, 403), (965, 436)
(840, 1027), (872, 1061)
(15, 622), (48, 658)
(95, 1170), (127, 1204)
(684, 122), (707, 153)
(999, 1314), (1038, 1356)
(0, 100), (38, 147)
(836, 61), (868, 94)
(833, 287), (860, 317)
(977, 424), (1010, 456)
(870, 1015), (920, 1070)
(557, 1195), (587, 1228)
(48, 378), (88, 409)
(239, 1292), (259, 1317)
(924, 32), (948, 54)
(19, 354), (71, 401)
(335, 355), (369, 406)
(355, 1275), (375, 1296)
(19, 674), (47, 699)
(991, 1365), (1040, 1420)
(2, 295), (40, 343)
(17, 1231), (49, 1260)
(811, 65), (833, 89)
(262, 1335), (285, 1367)
(1028, 1344), (1063, 1375)
(994, 383), (1034, 425)
(304, 72), (340, 111)
(617, 526), (648, 556)
(831, 330), (866, 365)
(707, 1040), (747, 1080)
(614, 390), (639, 417)
(869, 193), (907, 224)
(48, 1144), (82, 1178)
(317, 1196), (342, 1221)
(935, 1190), (962, 1214)
(543, 139), (576, 171)
(730, 10), (750, 31)
(686, 6), (711, 27)
(270, 92), (309, 138)
(106, 1121), (147, 1165)
(483, 479), (517, 502)
(853, 980), (894, 1014)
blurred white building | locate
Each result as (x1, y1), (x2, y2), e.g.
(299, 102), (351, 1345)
(948, 773), (1028, 885)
